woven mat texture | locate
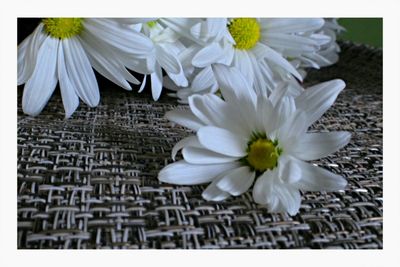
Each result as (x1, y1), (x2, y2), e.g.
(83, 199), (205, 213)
(17, 42), (382, 249)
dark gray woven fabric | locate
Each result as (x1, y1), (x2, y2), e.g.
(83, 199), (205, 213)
(17, 42), (382, 249)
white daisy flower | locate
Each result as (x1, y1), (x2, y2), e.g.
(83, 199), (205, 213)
(289, 18), (344, 72)
(158, 65), (350, 215)
(18, 18), (153, 117)
(123, 20), (188, 101)
(161, 18), (325, 95)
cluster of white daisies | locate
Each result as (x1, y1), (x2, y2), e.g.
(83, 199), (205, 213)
(18, 18), (350, 215)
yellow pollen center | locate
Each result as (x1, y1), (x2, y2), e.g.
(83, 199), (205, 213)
(246, 138), (279, 172)
(43, 18), (83, 39)
(147, 20), (158, 28)
(228, 18), (261, 50)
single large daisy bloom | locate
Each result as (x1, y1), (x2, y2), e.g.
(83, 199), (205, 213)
(158, 65), (350, 215)
(18, 18), (154, 117)
(161, 18), (325, 95)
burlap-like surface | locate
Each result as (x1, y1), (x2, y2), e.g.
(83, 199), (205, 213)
(17, 42), (382, 249)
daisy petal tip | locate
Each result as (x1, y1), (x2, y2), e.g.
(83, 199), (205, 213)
(122, 83), (133, 91)
(287, 209), (300, 217)
(22, 97), (45, 117)
(22, 107), (40, 117)
(187, 94), (198, 104)
(64, 112), (73, 119)
(330, 79), (346, 90)
(171, 154), (177, 162)
(157, 170), (169, 183)
(337, 176), (348, 189)
(201, 190), (220, 202)
(343, 131), (352, 144)
(86, 95), (100, 108)
(202, 184), (230, 202)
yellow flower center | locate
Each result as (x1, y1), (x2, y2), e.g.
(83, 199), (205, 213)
(147, 20), (158, 28)
(228, 18), (261, 50)
(246, 138), (280, 172)
(43, 18), (83, 39)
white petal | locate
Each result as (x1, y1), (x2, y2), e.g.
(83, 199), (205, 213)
(190, 66), (216, 90)
(295, 79), (345, 127)
(182, 146), (238, 164)
(251, 42), (268, 59)
(159, 18), (203, 44)
(202, 182), (230, 201)
(256, 96), (275, 133)
(163, 75), (181, 91)
(212, 65), (259, 134)
(188, 94), (225, 125)
(275, 109), (308, 143)
(220, 39), (235, 64)
(310, 33), (332, 46)
(63, 38), (99, 107)
(267, 194), (282, 212)
(152, 27), (180, 43)
(151, 65), (163, 101)
(139, 75), (147, 93)
(205, 18), (228, 40)
(197, 126), (247, 157)
(273, 96), (297, 129)
(261, 18), (324, 33)
(158, 160), (240, 185)
(17, 35), (30, 85)
(260, 44), (303, 81)
(146, 55), (157, 73)
(287, 132), (351, 161)
(84, 18), (153, 56)
(125, 56), (154, 74)
(286, 78), (304, 98)
(171, 136), (201, 161)
(216, 166), (255, 196)
(248, 52), (267, 95)
(18, 23), (47, 85)
(192, 43), (224, 67)
(165, 69), (188, 88)
(79, 34), (139, 89)
(190, 18), (227, 42)
(273, 184), (301, 215)
(212, 64), (257, 105)
(278, 155), (302, 184)
(57, 41), (79, 118)
(22, 37), (58, 116)
(252, 170), (275, 204)
(292, 158), (347, 191)
(113, 18), (157, 24)
(264, 33), (319, 54)
(176, 87), (218, 104)
(188, 94), (249, 137)
(268, 82), (290, 106)
(232, 50), (254, 87)
(267, 95), (297, 139)
(156, 44), (181, 74)
(178, 45), (202, 70)
(258, 60), (276, 90)
(165, 109), (205, 131)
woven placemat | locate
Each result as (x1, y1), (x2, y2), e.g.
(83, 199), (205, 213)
(17, 42), (382, 249)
